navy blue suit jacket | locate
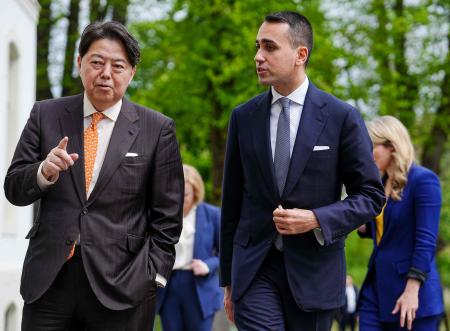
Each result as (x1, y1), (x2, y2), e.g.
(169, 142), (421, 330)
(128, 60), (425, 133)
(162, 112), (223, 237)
(157, 203), (223, 318)
(360, 164), (444, 321)
(219, 83), (384, 310)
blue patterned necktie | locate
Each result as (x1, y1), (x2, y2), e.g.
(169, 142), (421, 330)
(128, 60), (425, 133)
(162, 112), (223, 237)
(274, 97), (291, 195)
(274, 97), (291, 251)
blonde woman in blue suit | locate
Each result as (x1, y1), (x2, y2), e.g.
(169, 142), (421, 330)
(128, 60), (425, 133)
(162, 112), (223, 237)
(358, 116), (444, 331)
(157, 164), (223, 331)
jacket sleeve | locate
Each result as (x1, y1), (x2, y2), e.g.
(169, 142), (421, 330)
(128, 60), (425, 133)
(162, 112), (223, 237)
(4, 102), (44, 206)
(147, 119), (184, 281)
(219, 109), (244, 286)
(409, 170), (441, 279)
(202, 205), (221, 275)
(313, 107), (385, 246)
(357, 221), (374, 239)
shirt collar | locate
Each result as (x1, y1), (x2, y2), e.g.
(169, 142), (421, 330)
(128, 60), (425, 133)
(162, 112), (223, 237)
(271, 76), (309, 106)
(83, 93), (122, 122)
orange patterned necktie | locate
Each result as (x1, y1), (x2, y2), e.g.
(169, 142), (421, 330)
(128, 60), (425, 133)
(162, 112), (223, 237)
(67, 111), (105, 261)
(84, 111), (105, 195)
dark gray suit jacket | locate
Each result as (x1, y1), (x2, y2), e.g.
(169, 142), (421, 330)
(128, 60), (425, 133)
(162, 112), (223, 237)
(4, 94), (184, 310)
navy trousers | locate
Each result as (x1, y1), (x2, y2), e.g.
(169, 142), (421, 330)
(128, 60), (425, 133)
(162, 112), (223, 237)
(359, 276), (440, 331)
(234, 246), (335, 331)
(159, 270), (214, 331)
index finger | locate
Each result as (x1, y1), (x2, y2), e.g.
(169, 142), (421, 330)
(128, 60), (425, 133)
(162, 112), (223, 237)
(57, 136), (69, 150)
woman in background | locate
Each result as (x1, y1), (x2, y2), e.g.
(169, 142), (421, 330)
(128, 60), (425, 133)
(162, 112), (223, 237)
(157, 164), (222, 331)
(358, 116), (443, 331)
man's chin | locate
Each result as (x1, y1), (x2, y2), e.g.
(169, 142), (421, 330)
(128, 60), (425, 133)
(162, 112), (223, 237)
(258, 78), (271, 86)
(90, 97), (117, 111)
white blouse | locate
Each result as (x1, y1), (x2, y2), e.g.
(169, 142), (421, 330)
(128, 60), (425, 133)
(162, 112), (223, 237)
(173, 206), (197, 270)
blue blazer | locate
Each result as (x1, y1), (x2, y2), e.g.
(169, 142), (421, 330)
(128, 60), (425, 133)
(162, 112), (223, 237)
(157, 202), (223, 318)
(220, 83), (385, 310)
(361, 164), (444, 321)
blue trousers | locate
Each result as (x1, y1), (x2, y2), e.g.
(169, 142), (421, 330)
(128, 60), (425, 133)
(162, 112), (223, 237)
(234, 246), (335, 331)
(359, 278), (440, 331)
(159, 270), (214, 331)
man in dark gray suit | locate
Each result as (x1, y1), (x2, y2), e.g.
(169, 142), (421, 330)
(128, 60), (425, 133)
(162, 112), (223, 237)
(4, 21), (184, 330)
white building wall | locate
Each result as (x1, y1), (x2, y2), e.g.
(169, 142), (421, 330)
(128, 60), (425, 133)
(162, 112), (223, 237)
(0, 0), (39, 330)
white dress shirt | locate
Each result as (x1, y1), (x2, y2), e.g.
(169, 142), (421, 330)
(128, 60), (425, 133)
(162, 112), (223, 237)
(270, 77), (324, 245)
(36, 94), (167, 286)
(270, 77), (309, 160)
(37, 94), (120, 193)
(173, 206), (197, 270)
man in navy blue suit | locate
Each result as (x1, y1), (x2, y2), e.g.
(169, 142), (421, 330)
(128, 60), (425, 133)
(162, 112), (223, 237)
(219, 11), (385, 331)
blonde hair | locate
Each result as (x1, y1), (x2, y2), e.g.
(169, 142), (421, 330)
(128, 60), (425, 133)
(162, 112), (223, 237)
(366, 116), (415, 201)
(183, 164), (205, 205)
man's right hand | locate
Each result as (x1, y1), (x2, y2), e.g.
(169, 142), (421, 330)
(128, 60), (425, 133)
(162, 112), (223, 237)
(42, 137), (79, 182)
(224, 286), (235, 324)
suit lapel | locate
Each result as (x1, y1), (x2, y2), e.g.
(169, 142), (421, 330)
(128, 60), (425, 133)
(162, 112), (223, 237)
(87, 99), (140, 204)
(251, 91), (278, 200)
(283, 84), (329, 198)
(377, 198), (393, 247)
(59, 94), (85, 204)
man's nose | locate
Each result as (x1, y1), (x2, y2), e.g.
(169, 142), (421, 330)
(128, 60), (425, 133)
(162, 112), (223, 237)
(254, 49), (264, 63)
(100, 63), (112, 79)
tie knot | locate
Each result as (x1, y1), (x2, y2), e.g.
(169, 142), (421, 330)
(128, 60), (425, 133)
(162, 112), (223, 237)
(91, 112), (105, 126)
(279, 97), (291, 110)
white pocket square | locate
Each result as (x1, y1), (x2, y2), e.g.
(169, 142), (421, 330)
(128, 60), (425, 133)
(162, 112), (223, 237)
(125, 152), (139, 157)
(313, 146), (330, 151)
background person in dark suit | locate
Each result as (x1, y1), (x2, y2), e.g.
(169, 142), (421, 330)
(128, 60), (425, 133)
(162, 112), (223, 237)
(4, 21), (184, 330)
(358, 116), (444, 331)
(157, 164), (222, 331)
(219, 11), (385, 331)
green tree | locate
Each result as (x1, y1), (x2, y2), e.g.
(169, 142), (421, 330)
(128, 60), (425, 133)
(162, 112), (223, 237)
(36, 0), (131, 100)
(330, 0), (450, 285)
(129, 0), (340, 203)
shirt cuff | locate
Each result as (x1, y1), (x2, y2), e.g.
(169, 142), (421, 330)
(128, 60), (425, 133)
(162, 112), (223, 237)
(313, 228), (325, 246)
(155, 273), (167, 288)
(37, 162), (58, 190)
(407, 268), (428, 283)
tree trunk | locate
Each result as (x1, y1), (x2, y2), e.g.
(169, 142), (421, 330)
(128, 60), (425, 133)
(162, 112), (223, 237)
(90, 0), (110, 22)
(421, 32), (450, 175)
(371, 1), (393, 116)
(61, 0), (82, 96)
(392, 0), (418, 129)
(36, 0), (53, 101)
(111, 0), (130, 25)
(210, 113), (227, 206)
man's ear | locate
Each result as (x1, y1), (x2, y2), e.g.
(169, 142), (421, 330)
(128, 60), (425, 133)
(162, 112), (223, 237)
(129, 67), (137, 84)
(296, 46), (308, 66)
(76, 55), (82, 71)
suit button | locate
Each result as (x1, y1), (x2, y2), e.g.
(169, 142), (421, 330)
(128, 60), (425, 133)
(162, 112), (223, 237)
(66, 239), (74, 246)
(82, 208), (88, 215)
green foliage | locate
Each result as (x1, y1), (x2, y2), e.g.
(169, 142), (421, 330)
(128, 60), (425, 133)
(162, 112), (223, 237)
(128, 0), (340, 202)
(345, 231), (373, 286)
(36, 0), (450, 292)
(126, 0), (450, 284)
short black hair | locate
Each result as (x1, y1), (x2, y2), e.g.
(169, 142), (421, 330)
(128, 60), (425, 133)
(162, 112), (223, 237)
(78, 21), (140, 67)
(265, 11), (313, 65)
